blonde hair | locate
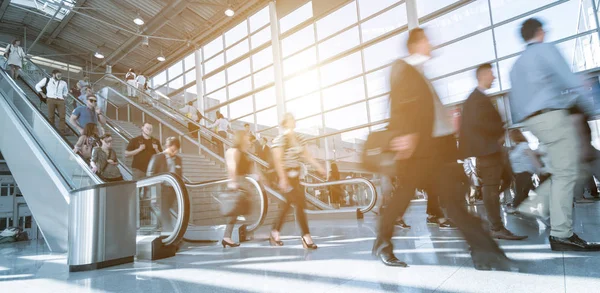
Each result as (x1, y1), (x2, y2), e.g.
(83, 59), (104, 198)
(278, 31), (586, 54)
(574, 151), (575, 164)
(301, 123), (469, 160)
(233, 130), (247, 148)
(280, 113), (295, 129)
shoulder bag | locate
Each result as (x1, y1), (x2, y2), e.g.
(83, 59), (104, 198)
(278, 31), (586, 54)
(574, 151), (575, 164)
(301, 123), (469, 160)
(361, 129), (400, 176)
(3, 45), (10, 59)
(218, 188), (250, 217)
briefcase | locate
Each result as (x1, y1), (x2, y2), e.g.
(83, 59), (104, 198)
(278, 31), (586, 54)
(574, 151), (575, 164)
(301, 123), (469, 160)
(361, 130), (399, 176)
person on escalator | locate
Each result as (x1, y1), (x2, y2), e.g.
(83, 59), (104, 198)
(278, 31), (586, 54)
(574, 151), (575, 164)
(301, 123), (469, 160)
(125, 123), (163, 181)
(147, 137), (183, 235)
(74, 123), (100, 162)
(36, 70), (68, 135)
(70, 94), (106, 135)
(207, 111), (231, 157)
(4, 39), (25, 80)
(91, 134), (123, 182)
(180, 101), (202, 139)
(125, 69), (137, 99)
(328, 163), (343, 209)
(136, 72), (147, 104)
(270, 113), (326, 250)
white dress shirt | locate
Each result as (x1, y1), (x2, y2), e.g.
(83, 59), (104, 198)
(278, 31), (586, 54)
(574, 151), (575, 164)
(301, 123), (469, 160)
(136, 75), (147, 86)
(35, 77), (68, 99)
(208, 118), (230, 132)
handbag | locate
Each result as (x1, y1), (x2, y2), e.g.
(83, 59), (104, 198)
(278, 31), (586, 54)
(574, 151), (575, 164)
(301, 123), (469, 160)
(361, 130), (400, 176)
(3, 45), (10, 59)
(218, 188), (250, 217)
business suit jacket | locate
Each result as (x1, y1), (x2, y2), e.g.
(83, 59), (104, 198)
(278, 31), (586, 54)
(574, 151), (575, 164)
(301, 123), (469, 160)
(459, 89), (504, 158)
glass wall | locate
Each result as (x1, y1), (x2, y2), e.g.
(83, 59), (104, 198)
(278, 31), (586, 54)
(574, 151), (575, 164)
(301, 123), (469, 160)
(150, 52), (197, 106)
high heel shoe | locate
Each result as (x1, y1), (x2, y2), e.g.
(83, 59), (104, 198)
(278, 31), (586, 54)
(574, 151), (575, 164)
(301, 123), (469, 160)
(221, 239), (240, 248)
(301, 236), (318, 250)
(269, 234), (284, 246)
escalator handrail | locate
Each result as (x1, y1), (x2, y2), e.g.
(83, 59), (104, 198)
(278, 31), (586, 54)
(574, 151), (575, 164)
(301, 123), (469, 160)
(300, 177), (378, 214)
(0, 62), (103, 187)
(136, 173), (190, 246)
(184, 175), (267, 233)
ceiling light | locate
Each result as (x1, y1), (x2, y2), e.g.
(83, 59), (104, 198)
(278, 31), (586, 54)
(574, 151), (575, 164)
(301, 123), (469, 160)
(224, 6), (234, 17)
(133, 13), (144, 26)
(94, 51), (104, 59)
(142, 36), (149, 46)
(157, 51), (165, 62)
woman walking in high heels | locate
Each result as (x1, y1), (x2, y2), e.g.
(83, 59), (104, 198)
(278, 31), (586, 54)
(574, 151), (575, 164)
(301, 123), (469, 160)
(222, 130), (257, 248)
(270, 113), (326, 250)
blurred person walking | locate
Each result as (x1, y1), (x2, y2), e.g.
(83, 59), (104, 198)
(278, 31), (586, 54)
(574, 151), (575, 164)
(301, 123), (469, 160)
(509, 18), (600, 251)
(180, 101), (202, 138)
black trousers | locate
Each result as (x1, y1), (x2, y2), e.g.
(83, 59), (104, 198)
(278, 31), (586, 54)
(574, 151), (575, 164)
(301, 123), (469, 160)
(272, 177), (310, 235)
(477, 153), (509, 231)
(376, 139), (504, 258)
(513, 172), (534, 207)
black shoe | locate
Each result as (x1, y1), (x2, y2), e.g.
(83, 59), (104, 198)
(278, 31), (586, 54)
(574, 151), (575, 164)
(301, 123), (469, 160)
(491, 228), (528, 240)
(471, 251), (519, 272)
(394, 219), (411, 229)
(221, 239), (240, 248)
(438, 219), (458, 230)
(426, 215), (439, 226)
(549, 233), (600, 251)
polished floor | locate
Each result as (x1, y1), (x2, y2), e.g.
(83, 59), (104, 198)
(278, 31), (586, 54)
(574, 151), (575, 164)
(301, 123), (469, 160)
(1, 201), (600, 293)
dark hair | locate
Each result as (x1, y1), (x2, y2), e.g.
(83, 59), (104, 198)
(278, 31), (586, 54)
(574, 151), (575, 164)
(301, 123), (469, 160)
(521, 18), (543, 42)
(52, 69), (61, 75)
(509, 129), (528, 144)
(330, 162), (340, 180)
(407, 28), (426, 51)
(187, 101), (193, 106)
(12, 39), (20, 45)
(476, 63), (493, 78)
(244, 123), (250, 127)
(165, 136), (180, 149)
(100, 133), (112, 141)
(82, 123), (98, 137)
(216, 112), (225, 119)
(129, 68), (135, 72)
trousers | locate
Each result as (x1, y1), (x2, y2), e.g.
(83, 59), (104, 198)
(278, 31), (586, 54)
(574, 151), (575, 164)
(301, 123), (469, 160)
(47, 98), (66, 133)
(272, 177), (310, 235)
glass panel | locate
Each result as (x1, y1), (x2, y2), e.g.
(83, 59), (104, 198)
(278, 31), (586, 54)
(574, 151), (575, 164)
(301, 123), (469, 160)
(184, 53), (196, 71)
(250, 6), (270, 32)
(432, 66), (500, 105)
(363, 32), (408, 71)
(252, 45), (274, 71)
(185, 85), (197, 95)
(205, 71), (226, 93)
(204, 53), (224, 74)
(316, 2), (358, 40)
(557, 32), (600, 72)
(324, 103), (368, 132)
(225, 20), (249, 47)
(365, 66), (391, 97)
(318, 26), (360, 60)
(152, 70), (167, 87)
(184, 70), (196, 85)
(284, 69), (319, 100)
(205, 87), (227, 107)
(227, 58), (251, 83)
(226, 39), (250, 62)
(322, 76), (366, 110)
(169, 75), (184, 91)
(228, 76), (252, 99)
(281, 24), (316, 57)
(229, 95), (254, 119)
(319, 52), (363, 87)
(296, 114), (323, 136)
(490, 0), (559, 23)
(422, 1), (491, 46)
(283, 46), (317, 76)
(368, 96), (390, 122)
(254, 86), (276, 110)
(360, 4), (407, 42)
(286, 92), (321, 119)
(357, 0), (401, 19)
(417, 0), (460, 17)
(426, 31), (495, 79)
(203, 36), (224, 59)
(279, 1), (313, 34)
(253, 66), (275, 88)
(251, 26), (272, 49)
(256, 106), (278, 129)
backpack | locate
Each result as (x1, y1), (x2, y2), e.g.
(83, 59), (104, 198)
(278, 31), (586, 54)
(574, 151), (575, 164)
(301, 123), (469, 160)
(0, 227), (29, 244)
(38, 77), (50, 104)
(3, 44), (10, 59)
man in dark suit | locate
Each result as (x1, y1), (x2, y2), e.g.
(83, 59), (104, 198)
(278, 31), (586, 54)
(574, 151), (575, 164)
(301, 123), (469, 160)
(372, 28), (512, 270)
(459, 63), (527, 241)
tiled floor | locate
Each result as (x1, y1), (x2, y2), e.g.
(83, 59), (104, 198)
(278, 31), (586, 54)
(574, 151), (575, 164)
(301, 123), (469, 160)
(1, 201), (600, 293)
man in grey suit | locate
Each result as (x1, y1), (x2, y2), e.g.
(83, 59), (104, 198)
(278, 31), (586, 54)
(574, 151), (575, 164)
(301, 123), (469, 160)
(510, 18), (600, 251)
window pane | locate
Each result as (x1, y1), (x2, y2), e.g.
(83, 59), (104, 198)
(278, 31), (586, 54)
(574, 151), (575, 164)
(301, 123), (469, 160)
(318, 27), (360, 60)
(324, 103), (368, 132)
(152, 71), (167, 87)
(184, 53), (196, 71)
(316, 2), (358, 40)
(256, 107), (278, 129)
(320, 52), (363, 87)
(227, 58), (251, 83)
(322, 77), (366, 110)
(205, 87), (227, 107)
(490, 0), (559, 23)
(226, 40), (250, 62)
(253, 66), (275, 88)
(417, 0), (460, 17)
(228, 76), (252, 99)
(280, 2), (313, 34)
(169, 76), (184, 90)
(286, 93), (321, 119)
(252, 45), (274, 71)
(363, 33), (408, 71)
(358, 0), (401, 19)
(369, 96), (390, 122)
(282, 25), (315, 57)
(184, 70), (196, 85)
(250, 6), (270, 32)
(360, 4), (407, 42)
(283, 46), (317, 76)
(204, 53), (224, 74)
(205, 71), (226, 93)
(204, 36), (224, 59)
(251, 26), (272, 49)
(225, 20), (249, 47)
(366, 66), (391, 97)
(296, 115), (323, 136)
(186, 85), (197, 95)
(557, 32), (600, 72)
(432, 66), (500, 105)
(422, 1), (490, 46)
(255, 86), (276, 110)
(229, 95), (254, 119)
(426, 31), (495, 79)
(168, 61), (183, 79)
(284, 69), (319, 100)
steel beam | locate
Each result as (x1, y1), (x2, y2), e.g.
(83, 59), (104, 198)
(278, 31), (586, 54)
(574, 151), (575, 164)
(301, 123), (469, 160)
(0, 0), (10, 22)
(47, 0), (89, 45)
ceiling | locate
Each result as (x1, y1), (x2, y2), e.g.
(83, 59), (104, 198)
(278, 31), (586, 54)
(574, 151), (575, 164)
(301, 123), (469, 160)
(0, 0), (265, 75)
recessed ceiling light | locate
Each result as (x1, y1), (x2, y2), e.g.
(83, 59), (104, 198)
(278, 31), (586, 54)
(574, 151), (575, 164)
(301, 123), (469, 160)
(157, 55), (165, 62)
(224, 7), (234, 17)
(133, 13), (144, 25)
(94, 51), (104, 59)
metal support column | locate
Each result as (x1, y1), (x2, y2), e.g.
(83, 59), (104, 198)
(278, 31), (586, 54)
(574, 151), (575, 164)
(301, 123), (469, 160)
(194, 49), (205, 116)
(269, 1), (286, 122)
(406, 0), (419, 29)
